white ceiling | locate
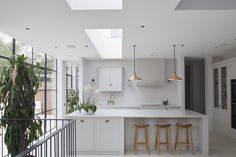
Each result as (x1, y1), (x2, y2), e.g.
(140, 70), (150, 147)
(0, 0), (236, 61)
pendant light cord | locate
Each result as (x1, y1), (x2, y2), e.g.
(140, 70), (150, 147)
(133, 45), (136, 73)
(173, 44), (176, 73)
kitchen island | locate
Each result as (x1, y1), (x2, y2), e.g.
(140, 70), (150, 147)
(66, 109), (208, 155)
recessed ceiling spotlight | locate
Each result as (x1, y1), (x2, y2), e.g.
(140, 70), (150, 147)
(54, 46), (58, 48)
(85, 45), (88, 48)
(141, 25), (145, 28)
(25, 27), (30, 30)
(66, 45), (76, 48)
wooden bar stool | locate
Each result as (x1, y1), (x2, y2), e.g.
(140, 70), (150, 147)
(155, 124), (172, 154)
(133, 123), (150, 154)
(174, 123), (194, 155)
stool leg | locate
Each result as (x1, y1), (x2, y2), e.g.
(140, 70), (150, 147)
(174, 126), (179, 150)
(165, 128), (169, 150)
(155, 127), (158, 150)
(190, 126), (195, 155)
(179, 127), (182, 154)
(168, 127), (173, 154)
(134, 127), (137, 154)
(186, 127), (189, 150)
(157, 127), (160, 154)
(145, 127), (150, 155)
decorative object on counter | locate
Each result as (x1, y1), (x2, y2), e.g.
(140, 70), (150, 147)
(66, 89), (80, 114)
(128, 45), (142, 81)
(162, 100), (168, 105)
(80, 103), (97, 115)
(107, 94), (115, 105)
(168, 45), (182, 81)
(81, 85), (100, 115)
(0, 55), (43, 156)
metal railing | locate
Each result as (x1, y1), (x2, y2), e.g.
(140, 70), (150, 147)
(0, 119), (76, 157)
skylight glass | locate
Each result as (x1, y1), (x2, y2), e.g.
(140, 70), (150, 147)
(66, 0), (122, 10)
(85, 29), (122, 59)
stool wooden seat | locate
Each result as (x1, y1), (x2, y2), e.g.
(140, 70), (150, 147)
(134, 123), (150, 154)
(155, 124), (172, 154)
(174, 123), (194, 155)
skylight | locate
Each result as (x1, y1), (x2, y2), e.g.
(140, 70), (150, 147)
(85, 29), (122, 59)
(66, 0), (122, 10)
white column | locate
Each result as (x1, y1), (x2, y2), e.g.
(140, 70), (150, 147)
(57, 59), (66, 118)
(205, 56), (213, 131)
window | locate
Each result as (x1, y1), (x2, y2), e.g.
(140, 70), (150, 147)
(66, 66), (73, 100)
(16, 40), (33, 64)
(0, 32), (13, 58)
(76, 67), (79, 91)
(214, 68), (219, 108)
(0, 31), (58, 120)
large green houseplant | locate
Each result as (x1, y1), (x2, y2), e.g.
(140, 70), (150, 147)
(0, 55), (42, 156)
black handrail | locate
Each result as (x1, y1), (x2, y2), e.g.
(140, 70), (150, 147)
(15, 119), (76, 157)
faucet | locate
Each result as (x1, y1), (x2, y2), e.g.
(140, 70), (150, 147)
(108, 94), (115, 105)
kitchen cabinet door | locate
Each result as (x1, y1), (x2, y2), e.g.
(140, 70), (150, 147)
(95, 118), (124, 152)
(98, 67), (123, 92)
(76, 118), (94, 152)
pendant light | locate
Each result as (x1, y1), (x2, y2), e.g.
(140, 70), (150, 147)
(129, 45), (142, 81)
(168, 45), (182, 81)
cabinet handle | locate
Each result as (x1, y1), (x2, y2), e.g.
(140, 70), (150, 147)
(105, 120), (109, 123)
(80, 119), (84, 123)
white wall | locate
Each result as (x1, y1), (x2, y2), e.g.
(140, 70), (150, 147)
(211, 57), (236, 139)
(81, 58), (183, 106)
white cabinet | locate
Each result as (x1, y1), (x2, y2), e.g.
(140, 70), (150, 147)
(76, 117), (124, 155)
(76, 118), (94, 152)
(98, 67), (123, 91)
(95, 118), (124, 152)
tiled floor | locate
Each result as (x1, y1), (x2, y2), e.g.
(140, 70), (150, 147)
(78, 132), (236, 157)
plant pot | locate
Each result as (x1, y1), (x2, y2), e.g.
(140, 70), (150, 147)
(81, 109), (94, 115)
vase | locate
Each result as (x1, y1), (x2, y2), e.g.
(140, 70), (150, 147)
(81, 109), (94, 115)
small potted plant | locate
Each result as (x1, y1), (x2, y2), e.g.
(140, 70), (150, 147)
(80, 85), (100, 115)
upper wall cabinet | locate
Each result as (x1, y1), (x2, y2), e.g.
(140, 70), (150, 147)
(135, 59), (165, 86)
(98, 67), (123, 92)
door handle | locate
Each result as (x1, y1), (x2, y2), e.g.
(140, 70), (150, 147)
(80, 119), (84, 123)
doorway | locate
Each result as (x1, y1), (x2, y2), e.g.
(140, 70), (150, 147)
(185, 57), (205, 114)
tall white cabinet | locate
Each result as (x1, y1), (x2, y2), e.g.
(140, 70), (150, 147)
(98, 67), (123, 92)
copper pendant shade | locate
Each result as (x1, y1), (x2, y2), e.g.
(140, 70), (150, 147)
(168, 45), (182, 81)
(129, 45), (142, 81)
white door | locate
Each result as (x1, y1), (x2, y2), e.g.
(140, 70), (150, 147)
(95, 118), (124, 152)
(76, 118), (94, 151)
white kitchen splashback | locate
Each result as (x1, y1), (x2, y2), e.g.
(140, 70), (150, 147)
(81, 59), (182, 106)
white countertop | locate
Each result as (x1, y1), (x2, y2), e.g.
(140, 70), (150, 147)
(66, 109), (207, 118)
(97, 104), (181, 109)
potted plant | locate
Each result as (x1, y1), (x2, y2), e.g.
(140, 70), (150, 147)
(80, 85), (99, 115)
(0, 55), (42, 156)
(66, 89), (80, 114)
